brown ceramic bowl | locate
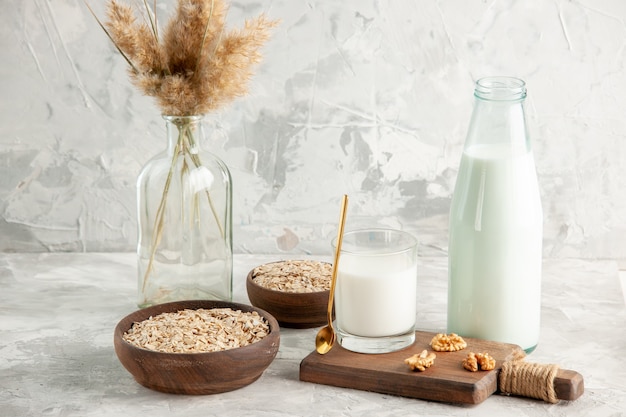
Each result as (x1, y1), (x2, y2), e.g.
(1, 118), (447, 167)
(113, 299), (280, 395)
(246, 260), (331, 328)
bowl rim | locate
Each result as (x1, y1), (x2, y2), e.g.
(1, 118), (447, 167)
(246, 259), (332, 295)
(114, 299), (280, 357)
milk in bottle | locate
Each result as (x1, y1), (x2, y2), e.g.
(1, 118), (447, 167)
(447, 77), (542, 353)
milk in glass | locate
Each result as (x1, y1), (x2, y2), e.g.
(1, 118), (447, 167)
(334, 229), (418, 354)
(335, 252), (417, 337)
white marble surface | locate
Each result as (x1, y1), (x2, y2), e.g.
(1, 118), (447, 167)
(1, 0), (626, 259)
(1, 253), (625, 416)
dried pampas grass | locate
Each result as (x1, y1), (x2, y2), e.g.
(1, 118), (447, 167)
(88, 0), (277, 116)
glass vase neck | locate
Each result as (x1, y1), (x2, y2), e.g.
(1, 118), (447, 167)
(163, 115), (205, 154)
(163, 114), (204, 125)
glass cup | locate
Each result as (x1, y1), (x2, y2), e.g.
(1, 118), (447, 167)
(332, 228), (418, 354)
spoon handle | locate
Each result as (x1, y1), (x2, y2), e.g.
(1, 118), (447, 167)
(327, 195), (349, 329)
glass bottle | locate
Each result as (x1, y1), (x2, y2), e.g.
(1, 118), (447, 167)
(137, 115), (233, 308)
(447, 77), (542, 353)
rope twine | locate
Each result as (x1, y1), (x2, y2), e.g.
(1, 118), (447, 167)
(499, 360), (560, 403)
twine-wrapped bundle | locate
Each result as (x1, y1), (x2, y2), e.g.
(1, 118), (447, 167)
(499, 360), (560, 403)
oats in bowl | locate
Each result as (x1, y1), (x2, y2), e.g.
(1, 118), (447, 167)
(122, 308), (270, 353)
(113, 300), (280, 395)
(247, 260), (332, 328)
(252, 260), (332, 293)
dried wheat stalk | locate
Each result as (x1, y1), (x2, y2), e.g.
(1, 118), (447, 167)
(88, 0), (278, 116)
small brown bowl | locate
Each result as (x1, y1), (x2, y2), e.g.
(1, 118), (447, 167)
(113, 300), (280, 395)
(246, 260), (331, 329)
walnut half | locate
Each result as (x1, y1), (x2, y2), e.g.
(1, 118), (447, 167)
(430, 333), (467, 352)
(405, 350), (437, 372)
(463, 352), (496, 372)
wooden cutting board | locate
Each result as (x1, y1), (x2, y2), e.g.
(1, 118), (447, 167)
(300, 330), (526, 405)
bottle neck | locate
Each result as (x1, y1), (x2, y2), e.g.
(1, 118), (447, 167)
(164, 115), (204, 155)
(465, 77), (530, 152)
(474, 77), (526, 101)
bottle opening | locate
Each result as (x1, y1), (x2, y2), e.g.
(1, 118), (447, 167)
(474, 77), (526, 101)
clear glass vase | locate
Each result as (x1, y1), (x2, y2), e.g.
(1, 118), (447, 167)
(137, 115), (233, 308)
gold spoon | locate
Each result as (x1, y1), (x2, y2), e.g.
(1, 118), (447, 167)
(315, 194), (349, 355)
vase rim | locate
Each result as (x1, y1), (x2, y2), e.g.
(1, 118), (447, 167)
(162, 114), (204, 121)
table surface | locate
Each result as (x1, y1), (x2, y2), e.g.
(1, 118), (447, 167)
(1, 253), (625, 417)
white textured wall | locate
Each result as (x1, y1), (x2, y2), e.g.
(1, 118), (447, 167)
(1, 0), (625, 258)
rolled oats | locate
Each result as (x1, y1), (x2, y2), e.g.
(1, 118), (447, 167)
(122, 308), (269, 353)
(252, 260), (332, 293)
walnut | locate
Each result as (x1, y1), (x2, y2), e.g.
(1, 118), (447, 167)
(405, 350), (437, 372)
(463, 352), (479, 372)
(430, 333), (467, 352)
(463, 352), (496, 372)
(476, 352), (496, 370)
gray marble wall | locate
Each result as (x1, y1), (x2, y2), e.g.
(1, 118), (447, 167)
(1, 0), (624, 259)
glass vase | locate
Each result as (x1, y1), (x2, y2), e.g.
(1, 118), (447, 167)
(137, 115), (233, 308)
(447, 77), (542, 353)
